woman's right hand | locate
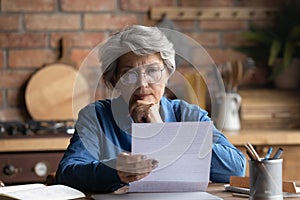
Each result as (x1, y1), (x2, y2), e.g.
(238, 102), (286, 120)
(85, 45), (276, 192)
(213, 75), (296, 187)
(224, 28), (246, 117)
(129, 100), (162, 123)
(116, 152), (158, 183)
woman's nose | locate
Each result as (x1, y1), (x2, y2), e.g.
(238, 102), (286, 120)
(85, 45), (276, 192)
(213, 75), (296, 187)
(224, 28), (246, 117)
(137, 72), (148, 86)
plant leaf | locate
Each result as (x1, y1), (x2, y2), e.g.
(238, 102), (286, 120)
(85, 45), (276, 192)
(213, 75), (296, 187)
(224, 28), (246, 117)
(268, 40), (281, 66)
(283, 42), (294, 69)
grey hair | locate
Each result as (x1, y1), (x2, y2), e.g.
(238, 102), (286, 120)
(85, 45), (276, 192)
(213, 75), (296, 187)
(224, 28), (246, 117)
(99, 25), (176, 88)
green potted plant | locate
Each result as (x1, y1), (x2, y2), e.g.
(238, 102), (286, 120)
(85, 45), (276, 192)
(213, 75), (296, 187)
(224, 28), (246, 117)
(236, 0), (300, 89)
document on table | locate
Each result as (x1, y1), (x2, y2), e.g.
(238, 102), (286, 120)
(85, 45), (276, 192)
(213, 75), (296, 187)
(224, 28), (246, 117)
(129, 121), (213, 192)
(91, 191), (222, 200)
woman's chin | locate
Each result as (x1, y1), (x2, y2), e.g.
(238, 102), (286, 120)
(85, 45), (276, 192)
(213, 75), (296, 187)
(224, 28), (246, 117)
(139, 96), (156, 103)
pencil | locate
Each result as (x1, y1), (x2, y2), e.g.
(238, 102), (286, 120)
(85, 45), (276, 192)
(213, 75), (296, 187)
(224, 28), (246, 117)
(245, 143), (261, 161)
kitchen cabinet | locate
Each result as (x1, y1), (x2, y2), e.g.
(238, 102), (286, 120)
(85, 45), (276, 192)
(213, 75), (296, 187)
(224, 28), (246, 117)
(0, 136), (71, 184)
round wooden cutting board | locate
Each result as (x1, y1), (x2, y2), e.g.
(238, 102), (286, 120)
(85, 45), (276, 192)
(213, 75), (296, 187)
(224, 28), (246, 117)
(25, 63), (90, 120)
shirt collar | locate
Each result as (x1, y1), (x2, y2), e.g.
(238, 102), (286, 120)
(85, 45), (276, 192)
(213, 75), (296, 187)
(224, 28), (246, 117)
(159, 96), (177, 122)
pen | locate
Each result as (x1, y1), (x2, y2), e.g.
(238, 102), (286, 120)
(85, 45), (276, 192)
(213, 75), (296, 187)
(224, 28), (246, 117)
(264, 147), (273, 160)
(272, 147), (284, 159)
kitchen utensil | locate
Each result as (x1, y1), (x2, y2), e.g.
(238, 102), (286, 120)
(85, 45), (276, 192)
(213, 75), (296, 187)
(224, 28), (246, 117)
(231, 60), (243, 92)
(25, 37), (90, 120)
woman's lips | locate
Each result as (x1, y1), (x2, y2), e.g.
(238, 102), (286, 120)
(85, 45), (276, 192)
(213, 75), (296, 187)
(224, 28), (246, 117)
(135, 94), (151, 99)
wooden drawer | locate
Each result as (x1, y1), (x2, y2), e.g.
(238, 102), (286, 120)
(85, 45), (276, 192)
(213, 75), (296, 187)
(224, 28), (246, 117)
(0, 151), (64, 184)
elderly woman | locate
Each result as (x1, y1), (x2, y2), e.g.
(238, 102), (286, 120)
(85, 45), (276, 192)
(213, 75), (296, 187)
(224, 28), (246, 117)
(56, 25), (246, 193)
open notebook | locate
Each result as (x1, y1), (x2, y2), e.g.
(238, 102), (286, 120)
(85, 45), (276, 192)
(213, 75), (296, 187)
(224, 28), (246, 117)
(0, 184), (85, 200)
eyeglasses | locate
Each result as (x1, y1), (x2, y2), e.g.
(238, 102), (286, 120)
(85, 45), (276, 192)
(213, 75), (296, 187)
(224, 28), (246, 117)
(120, 65), (165, 85)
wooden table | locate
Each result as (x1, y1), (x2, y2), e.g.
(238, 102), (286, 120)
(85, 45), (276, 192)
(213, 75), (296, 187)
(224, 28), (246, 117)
(80, 184), (244, 200)
(206, 183), (246, 199)
(207, 183), (300, 199)
(89, 183), (298, 199)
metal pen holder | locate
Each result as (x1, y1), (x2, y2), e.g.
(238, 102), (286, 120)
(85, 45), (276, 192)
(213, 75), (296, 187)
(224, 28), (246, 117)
(249, 159), (283, 200)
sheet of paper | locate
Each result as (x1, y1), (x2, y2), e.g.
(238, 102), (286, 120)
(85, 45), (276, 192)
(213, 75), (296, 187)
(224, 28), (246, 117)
(0, 185), (85, 200)
(0, 183), (45, 193)
(92, 191), (222, 200)
(129, 121), (213, 192)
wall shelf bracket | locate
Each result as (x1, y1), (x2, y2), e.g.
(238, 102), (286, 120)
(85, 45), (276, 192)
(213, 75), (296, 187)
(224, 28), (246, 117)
(150, 7), (277, 20)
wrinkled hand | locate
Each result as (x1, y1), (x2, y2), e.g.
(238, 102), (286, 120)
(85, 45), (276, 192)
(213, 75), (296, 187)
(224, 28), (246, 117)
(129, 100), (163, 123)
(116, 152), (158, 183)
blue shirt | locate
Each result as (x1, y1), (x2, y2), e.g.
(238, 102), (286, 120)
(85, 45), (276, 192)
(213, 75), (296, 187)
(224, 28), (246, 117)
(56, 96), (246, 192)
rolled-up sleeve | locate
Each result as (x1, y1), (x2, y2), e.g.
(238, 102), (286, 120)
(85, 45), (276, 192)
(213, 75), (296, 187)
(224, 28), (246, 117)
(210, 127), (246, 183)
(56, 132), (125, 192)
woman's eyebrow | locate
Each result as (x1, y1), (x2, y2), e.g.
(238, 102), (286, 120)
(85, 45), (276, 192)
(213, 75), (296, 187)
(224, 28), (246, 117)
(118, 66), (135, 72)
(120, 62), (161, 70)
(142, 62), (162, 68)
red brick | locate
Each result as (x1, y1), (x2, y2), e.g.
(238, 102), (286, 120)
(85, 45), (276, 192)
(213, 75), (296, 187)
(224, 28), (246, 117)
(179, 0), (234, 6)
(186, 32), (220, 47)
(7, 89), (25, 107)
(61, 0), (116, 11)
(50, 32), (106, 48)
(0, 70), (32, 88)
(0, 51), (4, 68)
(222, 32), (245, 47)
(8, 49), (56, 68)
(0, 91), (3, 107)
(120, 0), (175, 11)
(200, 20), (248, 30)
(84, 14), (137, 30)
(2, 0), (56, 12)
(205, 48), (246, 64)
(249, 20), (274, 29)
(0, 33), (47, 48)
(0, 108), (28, 121)
(141, 14), (160, 27)
(235, 0), (283, 7)
(173, 20), (195, 30)
(71, 49), (92, 67)
(187, 46), (216, 67)
(24, 14), (80, 31)
(0, 14), (20, 31)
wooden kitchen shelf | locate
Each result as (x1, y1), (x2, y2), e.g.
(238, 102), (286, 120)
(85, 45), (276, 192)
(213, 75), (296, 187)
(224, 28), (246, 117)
(150, 7), (277, 20)
(224, 129), (300, 146)
(0, 136), (71, 152)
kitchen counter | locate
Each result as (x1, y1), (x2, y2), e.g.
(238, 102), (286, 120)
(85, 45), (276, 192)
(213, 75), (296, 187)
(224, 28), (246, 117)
(1, 129), (300, 181)
(1, 129), (300, 152)
(0, 136), (71, 152)
(224, 129), (300, 145)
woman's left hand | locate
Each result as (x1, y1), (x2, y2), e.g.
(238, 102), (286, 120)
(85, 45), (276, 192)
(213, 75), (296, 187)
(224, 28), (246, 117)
(116, 153), (158, 183)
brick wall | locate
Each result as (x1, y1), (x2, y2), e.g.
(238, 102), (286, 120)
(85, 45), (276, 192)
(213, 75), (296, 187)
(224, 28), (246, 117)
(0, 0), (285, 121)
